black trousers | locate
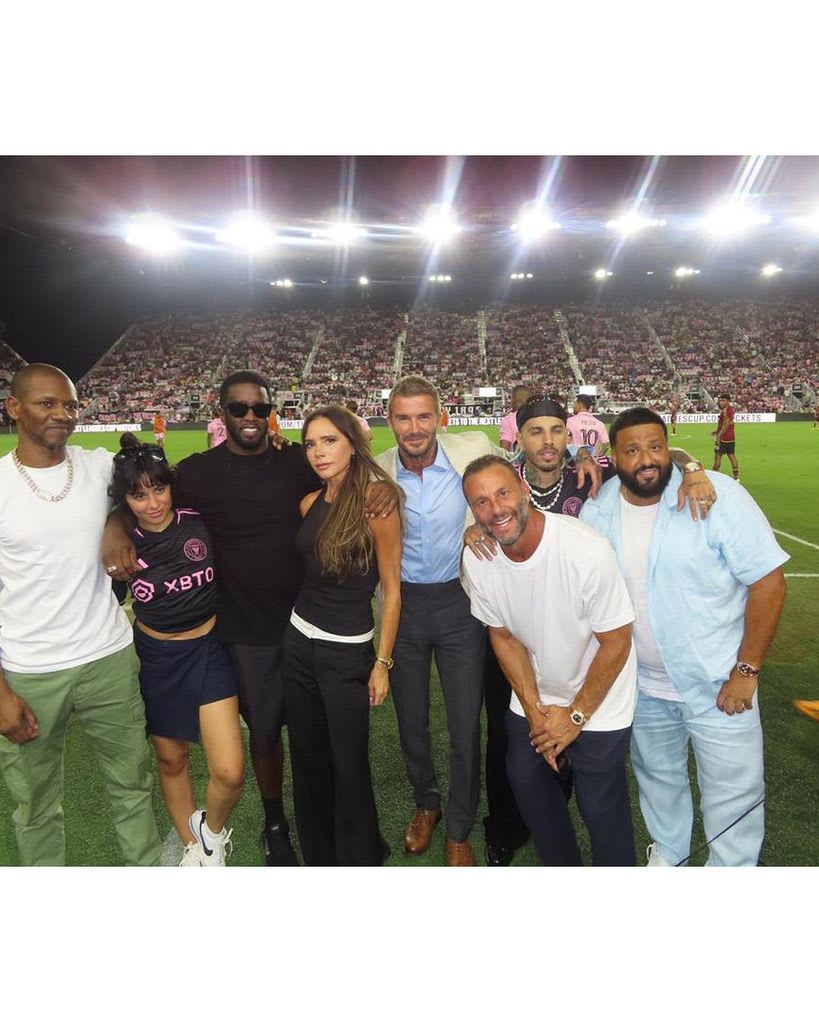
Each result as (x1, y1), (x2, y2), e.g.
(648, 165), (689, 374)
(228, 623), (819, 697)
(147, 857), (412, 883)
(282, 625), (382, 866)
(506, 710), (635, 866)
(483, 637), (529, 847)
(227, 640), (285, 756)
(390, 579), (485, 842)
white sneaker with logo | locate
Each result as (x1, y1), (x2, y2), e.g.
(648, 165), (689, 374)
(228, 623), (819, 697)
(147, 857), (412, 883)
(189, 809), (233, 867)
(646, 842), (671, 867)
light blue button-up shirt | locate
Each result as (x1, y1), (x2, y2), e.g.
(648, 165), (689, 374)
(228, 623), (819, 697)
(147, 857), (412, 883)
(396, 442), (467, 584)
(580, 467), (789, 716)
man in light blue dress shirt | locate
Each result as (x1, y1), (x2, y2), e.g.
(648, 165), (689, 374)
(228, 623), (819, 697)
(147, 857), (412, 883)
(580, 407), (788, 866)
(376, 376), (503, 865)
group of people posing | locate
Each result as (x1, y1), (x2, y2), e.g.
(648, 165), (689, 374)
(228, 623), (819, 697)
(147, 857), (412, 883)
(0, 362), (787, 867)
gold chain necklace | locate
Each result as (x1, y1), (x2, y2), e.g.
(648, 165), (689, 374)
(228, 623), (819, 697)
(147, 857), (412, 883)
(12, 449), (74, 503)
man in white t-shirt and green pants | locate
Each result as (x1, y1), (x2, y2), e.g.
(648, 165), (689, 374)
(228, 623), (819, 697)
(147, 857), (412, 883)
(0, 364), (160, 866)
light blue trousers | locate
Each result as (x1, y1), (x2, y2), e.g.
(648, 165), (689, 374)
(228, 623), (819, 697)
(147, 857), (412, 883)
(630, 690), (764, 867)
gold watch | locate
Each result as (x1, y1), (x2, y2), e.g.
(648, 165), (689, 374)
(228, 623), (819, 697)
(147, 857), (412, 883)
(375, 656), (394, 670)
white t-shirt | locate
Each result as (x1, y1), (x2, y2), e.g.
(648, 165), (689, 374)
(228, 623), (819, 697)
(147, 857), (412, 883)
(618, 497), (683, 701)
(463, 514), (637, 731)
(0, 446), (132, 673)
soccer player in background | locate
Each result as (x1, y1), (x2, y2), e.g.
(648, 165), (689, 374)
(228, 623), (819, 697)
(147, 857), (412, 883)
(566, 394), (609, 456)
(268, 403), (281, 440)
(499, 385), (533, 452)
(153, 410), (167, 449)
(712, 393), (739, 481)
(669, 399), (679, 436)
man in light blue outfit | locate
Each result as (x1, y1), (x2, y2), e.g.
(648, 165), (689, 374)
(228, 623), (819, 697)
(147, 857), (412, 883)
(580, 407), (788, 866)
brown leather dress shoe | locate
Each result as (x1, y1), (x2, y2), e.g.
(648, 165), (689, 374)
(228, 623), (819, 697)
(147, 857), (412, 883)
(446, 838), (476, 866)
(403, 807), (442, 854)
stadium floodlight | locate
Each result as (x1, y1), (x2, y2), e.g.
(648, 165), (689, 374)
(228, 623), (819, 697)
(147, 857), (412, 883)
(526, 273), (533, 279)
(593, 268), (613, 280)
(674, 266), (700, 278)
(125, 215), (182, 254)
(511, 204), (560, 241)
(701, 202), (770, 236)
(606, 212), (666, 236)
(358, 276), (369, 286)
(416, 204), (460, 244)
(218, 213), (277, 253)
(646, 271), (655, 275)
(312, 223), (368, 245)
(283, 279), (293, 288)
(761, 263), (783, 277)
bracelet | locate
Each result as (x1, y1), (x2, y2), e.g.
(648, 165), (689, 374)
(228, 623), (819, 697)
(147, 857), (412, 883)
(375, 656), (394, 670)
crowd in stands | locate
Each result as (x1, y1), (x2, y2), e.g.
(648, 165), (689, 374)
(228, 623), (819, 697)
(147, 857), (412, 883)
(484, 305), (576, 403)
(79, 315), (240, 421)
(0, 341), (26, 390)
(307, 308), (405, 404)
(564, 306), (671, 407)
(0, 342), (27, 425)
(223, 310), (324, 397)
(644, 300), (785, 412)
(63, 300), (819, 423)
(401, 310), (483, 402)
(718, 299), (819, 398)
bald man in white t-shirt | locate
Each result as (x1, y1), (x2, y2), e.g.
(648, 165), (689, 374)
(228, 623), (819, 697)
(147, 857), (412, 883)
(0, 364), (161, 866)
(461, 455), (637, 866)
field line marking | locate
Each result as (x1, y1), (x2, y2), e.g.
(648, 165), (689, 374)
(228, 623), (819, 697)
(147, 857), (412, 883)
(773, 529), (819, 552)
(784, 573), (819, 578)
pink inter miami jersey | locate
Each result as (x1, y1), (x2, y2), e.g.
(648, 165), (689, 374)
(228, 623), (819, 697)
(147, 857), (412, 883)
(566, 411), (609, 448)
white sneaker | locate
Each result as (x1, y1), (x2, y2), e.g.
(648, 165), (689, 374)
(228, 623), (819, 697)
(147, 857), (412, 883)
(179, 841), (204, 867)
(189, 809), (233, 867)
(646, 842), (671, 867)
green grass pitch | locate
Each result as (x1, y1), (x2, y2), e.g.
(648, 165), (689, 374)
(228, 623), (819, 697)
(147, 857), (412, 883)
(1, 421), (817, 866)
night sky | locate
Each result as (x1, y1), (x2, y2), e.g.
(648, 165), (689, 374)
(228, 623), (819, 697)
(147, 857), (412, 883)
(2, 154), (819, 380)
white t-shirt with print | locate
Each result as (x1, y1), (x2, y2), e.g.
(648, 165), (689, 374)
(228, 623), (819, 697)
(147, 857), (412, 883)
(463, 513), (637, 731)
(0, 446), (132, 673)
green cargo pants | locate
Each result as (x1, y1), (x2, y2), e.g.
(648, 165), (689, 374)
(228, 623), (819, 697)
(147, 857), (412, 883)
(0, 644), (161, 866)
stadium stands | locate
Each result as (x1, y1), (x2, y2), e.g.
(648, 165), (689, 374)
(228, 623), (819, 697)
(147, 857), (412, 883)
(484, 305), (576, 403)
(73, 300), (819, 421)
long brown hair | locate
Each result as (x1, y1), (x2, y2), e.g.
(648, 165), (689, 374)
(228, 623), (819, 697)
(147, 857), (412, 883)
(301, 405), (403, 581)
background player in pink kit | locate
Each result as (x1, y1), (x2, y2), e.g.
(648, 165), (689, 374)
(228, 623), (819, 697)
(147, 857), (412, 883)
(499, 385), (533, 452)
(566, 394), (609, 456)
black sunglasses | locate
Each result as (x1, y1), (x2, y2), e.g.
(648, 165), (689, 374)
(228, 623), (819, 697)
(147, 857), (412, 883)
(114, 444), (168, 465)
(225, 401), (273, 419)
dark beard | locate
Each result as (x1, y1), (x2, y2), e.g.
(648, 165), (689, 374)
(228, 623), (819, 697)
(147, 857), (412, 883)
(617, 460), (673, 499)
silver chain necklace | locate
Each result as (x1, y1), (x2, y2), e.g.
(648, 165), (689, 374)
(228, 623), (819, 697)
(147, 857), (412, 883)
(12, 449), (74, 503)
(524, 463), (564, 512)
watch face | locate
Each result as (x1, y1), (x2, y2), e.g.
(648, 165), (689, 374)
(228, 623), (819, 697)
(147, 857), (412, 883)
(570, 710), (584, 725)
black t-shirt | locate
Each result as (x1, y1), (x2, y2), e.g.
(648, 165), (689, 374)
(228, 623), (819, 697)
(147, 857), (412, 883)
(130, 510), (217, 633)
(528, 457), (617, 517)
(174, 442), (318, 644)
